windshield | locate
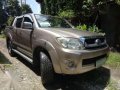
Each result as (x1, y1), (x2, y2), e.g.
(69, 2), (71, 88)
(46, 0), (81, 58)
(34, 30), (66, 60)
(35, 14), (72, 28)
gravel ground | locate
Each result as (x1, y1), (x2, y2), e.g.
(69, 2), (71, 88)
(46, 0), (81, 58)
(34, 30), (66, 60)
(0, 38), (45, 90)
(0, 38), (120, 90)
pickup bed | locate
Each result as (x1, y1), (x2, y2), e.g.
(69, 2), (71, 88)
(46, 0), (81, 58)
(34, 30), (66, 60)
(5, 13), (109, 85)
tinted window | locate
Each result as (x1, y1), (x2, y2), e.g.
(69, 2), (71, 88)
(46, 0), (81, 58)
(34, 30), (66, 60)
(35, 15), (72, 28)
(23, 17), (32, 23)
(22, 17), (33, 29)
(16, 18), (23, 28)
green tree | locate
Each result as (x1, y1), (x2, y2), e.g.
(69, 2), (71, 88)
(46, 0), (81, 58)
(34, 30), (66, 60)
(7, 0), (22, 16)
(0, 1), (3, 24)
(58, 10), (75, 19)
(21, 4), (33, 14)
(36, 0), (114, 21)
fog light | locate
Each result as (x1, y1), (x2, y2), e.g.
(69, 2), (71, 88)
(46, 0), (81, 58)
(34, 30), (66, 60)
(65, 60), (76, 69)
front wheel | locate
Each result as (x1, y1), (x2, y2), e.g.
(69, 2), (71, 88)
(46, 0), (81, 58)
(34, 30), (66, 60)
(40, 52), (55, 85)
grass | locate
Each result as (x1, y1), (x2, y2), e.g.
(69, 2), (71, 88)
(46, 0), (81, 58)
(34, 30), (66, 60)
(106, 80), (118, 90)
(106, 52), (120, 67)
(0, 33), (5, 38)
(0, 29), (6, 38)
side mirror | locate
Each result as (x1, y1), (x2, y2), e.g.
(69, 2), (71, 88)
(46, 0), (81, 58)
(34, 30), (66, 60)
(23, 22), (33, 29)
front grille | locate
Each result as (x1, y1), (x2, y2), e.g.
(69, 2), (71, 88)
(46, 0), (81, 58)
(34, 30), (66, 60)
(80, 36), (107, 49)
(82, 54), (107, 66)
(85, 38), (105, 44)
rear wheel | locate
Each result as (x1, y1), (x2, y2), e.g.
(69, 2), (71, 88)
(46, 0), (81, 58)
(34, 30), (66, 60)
(40, 52), (55, 85)
(7, 40), (15, 56)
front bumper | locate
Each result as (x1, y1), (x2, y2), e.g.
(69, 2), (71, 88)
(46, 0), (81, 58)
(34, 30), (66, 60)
(57, 46), (109, 74)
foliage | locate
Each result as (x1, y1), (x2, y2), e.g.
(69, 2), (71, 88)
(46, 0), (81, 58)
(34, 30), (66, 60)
(106, 52), (120, 67)
(0, 1), (3, 24)
(116, 0), (120, 5)
(7, 0), (22, 16)
(0, 33), (5, 38)
(107, 80), (118, 90)
(88, 25), (101, 33)
(58, 10), (75, 18)
(7, 16), (14, 26)
(0, 0), (5, 25)
(76, 24), (87, 31)
(0, 0), (32, 28)
(21, 4), (33, 14)
(36, 0), (120, 20)
(76, 24), (101, 33)
(37, 0), (114, 27)
(37, 0), (109, 16)
(82, 0), (94, 17)
(4, 0), (32, 16)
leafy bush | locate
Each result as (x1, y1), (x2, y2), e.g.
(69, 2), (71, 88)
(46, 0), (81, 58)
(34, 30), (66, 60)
(88, 25), (101, 33)
(58, 10), (75, 19)
(7, 16), (15, 26)
(116, 0), (120, 5)
(76, 24), (87, 31)
(76, 24), (101, 33)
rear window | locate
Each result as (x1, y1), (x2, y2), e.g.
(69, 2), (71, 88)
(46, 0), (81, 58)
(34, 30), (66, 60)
(16, 18), (23, 28)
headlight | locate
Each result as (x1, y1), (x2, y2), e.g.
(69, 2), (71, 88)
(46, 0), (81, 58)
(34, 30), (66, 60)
(57, 37), (84, 50)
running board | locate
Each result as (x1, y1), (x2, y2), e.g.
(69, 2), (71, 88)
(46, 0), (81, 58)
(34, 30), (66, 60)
(13, 49), (33, 63)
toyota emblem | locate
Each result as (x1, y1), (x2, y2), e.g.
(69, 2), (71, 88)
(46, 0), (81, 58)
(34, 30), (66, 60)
(95, 39), (101, 45)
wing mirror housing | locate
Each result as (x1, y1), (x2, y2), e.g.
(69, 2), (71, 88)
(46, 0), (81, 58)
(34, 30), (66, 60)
(23, 22), (33, 29)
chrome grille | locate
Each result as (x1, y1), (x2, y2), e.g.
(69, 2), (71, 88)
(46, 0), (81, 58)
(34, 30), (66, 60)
(80, 36), (107, 49)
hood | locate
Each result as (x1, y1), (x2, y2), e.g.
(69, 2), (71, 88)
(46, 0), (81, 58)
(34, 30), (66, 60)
(41, 28), (101, 38)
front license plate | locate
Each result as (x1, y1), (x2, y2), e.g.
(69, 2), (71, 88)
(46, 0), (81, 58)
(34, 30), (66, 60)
(96, 58), (106, 67)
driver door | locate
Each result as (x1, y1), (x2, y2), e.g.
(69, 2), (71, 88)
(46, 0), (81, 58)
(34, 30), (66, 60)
(18, 15), (33, 58)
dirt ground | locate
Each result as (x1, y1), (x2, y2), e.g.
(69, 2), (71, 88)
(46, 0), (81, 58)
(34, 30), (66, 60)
(0, 38), (120, 90)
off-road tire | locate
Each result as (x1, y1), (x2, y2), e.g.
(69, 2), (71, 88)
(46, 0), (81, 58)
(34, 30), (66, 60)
(7, 40), (15, 56)
(40, 52), (55, 85)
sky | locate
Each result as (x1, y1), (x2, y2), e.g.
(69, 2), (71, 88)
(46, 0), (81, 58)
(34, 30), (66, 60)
(22, 0), (41, 14)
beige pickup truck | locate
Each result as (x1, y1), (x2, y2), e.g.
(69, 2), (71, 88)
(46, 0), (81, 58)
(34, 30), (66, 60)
(5, 14), (109, 85)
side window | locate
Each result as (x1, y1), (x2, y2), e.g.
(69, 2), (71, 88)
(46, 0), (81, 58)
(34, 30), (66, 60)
(16, 18), (23, 28)
(24, 17), (32, 23)
(22, 17), (33, 29)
